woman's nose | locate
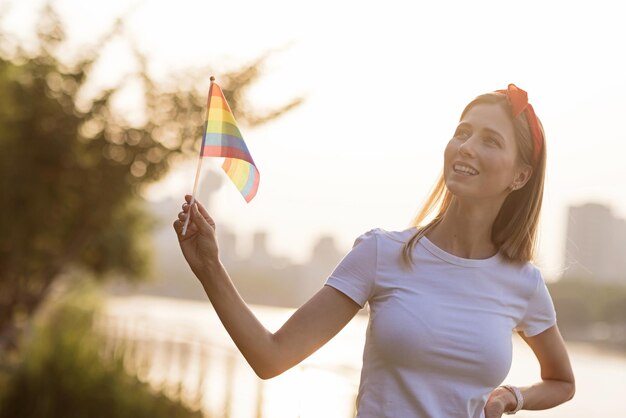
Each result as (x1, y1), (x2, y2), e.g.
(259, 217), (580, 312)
(458, 137), (477, 157)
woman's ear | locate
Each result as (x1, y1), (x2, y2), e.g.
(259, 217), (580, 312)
(513, 163), (533, 189)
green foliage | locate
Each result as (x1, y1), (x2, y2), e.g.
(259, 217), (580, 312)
(0, 3), (302, 346)
(0, 280), (203, 418)
(548, 279), (626, 327)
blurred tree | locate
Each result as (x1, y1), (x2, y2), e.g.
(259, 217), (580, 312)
(549, 279), (626, 326)
(0, 4), (303, 353)
(0, 280), (204, 418)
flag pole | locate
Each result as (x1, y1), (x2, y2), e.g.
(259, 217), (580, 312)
(182, 76), (215, 236)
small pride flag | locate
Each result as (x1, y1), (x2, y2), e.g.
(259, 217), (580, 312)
(202, 78), (260, 203)
(182, 77), (260, 235)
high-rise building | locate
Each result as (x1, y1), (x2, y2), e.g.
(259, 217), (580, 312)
(216, 226), (238, 267)
(563, 203), (626, 284)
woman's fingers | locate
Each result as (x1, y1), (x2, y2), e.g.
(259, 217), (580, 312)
(191, 203), (215, 232)
(173, 218), (199, 240)
(186, 198), (211, 219)
(195, 201), (215, 226)
(176, 196), (216, 236)
(173, 218), (184, 237)
(174, 201), (201, 240)
(181, 197), (215, 227)
(193, 200), (209, 216)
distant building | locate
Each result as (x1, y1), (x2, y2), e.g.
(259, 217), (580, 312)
(247, 231), (289, 270)
(298, 235), (344, 300)
(563, 203), (626, 284)
(216, 226), (238, 266)
(309, 236), (343, 268)
(126, 197), (349, 307)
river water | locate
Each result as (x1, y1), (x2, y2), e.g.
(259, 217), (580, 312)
(103, 295), (626, 418)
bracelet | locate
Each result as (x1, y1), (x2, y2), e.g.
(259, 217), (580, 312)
(500, 384), (524, 415)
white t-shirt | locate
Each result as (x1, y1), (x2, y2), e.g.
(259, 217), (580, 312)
(325, 228), (557, 418)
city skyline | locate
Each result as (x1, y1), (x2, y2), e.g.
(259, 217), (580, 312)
(144, 193), (625, 301)
(121, 195), (346, 308)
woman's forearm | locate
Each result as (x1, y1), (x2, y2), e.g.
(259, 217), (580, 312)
(175, 200), (358, 380)
(197, 261), (279, 379)
(518, 379), (575, 411)
(493, 378), (575, 414)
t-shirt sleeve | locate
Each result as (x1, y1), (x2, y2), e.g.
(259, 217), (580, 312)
(514, 268), (557, 337)
(324, 228), (378, 308)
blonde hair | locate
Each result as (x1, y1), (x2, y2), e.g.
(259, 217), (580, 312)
(401, 92), (547, 268)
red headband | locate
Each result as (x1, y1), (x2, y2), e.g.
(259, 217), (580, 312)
(495, 84), (543, 167)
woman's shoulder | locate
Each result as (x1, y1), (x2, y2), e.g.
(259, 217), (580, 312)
(496, 258), (545, 295)
(500, 256), (542, 276)
(360, 227), (417, 244)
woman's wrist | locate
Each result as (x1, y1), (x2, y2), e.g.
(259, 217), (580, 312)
(196, 259), (224, 286)
(492, 385), (518, 413)
(499, 385), (523, 414)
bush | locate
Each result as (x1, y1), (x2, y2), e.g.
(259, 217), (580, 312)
(0, 281), (204, 418)
(549, 279), (626, 327)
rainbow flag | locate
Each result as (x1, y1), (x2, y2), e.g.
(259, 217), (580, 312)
(201, 79), (260, 203)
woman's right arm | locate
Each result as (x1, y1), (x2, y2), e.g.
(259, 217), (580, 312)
(173, 196), (361, 379)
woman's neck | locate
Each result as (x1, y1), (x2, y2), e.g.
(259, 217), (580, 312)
(425, 199), (500, 259)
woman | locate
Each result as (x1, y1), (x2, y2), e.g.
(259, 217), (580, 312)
(173, 83), (575, 417)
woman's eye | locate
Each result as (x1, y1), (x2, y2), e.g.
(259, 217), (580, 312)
(454, 129), (468, 138)
(486, 137), (499, 145)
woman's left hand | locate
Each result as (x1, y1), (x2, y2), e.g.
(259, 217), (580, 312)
(484, 386), (515, 418)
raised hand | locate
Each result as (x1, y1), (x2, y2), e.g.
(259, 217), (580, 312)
(173, 195), (221, 282)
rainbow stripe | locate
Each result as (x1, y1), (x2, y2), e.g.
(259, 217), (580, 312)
(200, 81), (259, 203)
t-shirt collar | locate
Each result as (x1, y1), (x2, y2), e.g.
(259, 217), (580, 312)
(418, 234), (502, 268)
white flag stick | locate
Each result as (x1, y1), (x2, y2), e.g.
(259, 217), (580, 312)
(182, 156), (204, 236)
(182, 77), (215, 236)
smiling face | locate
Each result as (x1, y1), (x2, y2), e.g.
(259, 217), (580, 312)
(444, 102), (532, 201)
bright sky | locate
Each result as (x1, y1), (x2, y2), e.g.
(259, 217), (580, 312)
(6, 0), (626, 279)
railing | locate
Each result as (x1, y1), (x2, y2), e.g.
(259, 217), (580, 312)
(94, 312), (360, 418)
